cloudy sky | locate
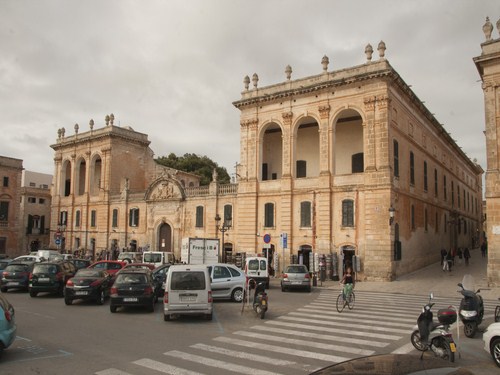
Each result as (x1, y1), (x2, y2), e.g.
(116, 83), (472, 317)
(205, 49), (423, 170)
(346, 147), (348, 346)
(1, 1), (498, 181)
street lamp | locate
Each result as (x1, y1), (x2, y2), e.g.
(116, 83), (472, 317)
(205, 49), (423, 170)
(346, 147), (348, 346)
(215, 213), (232, 263)
(388, 206), (396, 225)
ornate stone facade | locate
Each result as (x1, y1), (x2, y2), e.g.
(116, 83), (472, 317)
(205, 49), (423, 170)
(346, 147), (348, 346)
(0, 156), (23, 256)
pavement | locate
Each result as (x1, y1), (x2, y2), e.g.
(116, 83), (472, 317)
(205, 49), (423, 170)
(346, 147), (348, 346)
(315, 247), (500, 301)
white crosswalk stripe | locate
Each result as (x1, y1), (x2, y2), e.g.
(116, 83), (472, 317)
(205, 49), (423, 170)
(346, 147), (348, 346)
(97, 290), (475, 375)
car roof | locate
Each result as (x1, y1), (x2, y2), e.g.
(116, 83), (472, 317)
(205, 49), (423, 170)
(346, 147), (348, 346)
(117, 268), (151, 274)
(170, 264), (209, 272)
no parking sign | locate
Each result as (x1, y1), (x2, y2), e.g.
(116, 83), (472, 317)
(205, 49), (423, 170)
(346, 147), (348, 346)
(263, 233), (271, 244)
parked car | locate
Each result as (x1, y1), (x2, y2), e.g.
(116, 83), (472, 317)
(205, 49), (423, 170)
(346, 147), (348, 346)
(109, 268), (157, 313)
(88, 260), (126, 276)
(206, 263), (245, 302)
(0, 259), (12, 272)
(1, 262), (35, 292)
(13, 255), (44, 263)
(117, 252), (141, 263)
(122, 263), (155, 271)
(483, 322), (500, 367)
(29, 261), (77, 297)
(64, 269), (113, 305)
(70, 258), (92, 270)
(163, 264), (213, 321)
(152, 264), (171, 297)
(52, 254), (74, 261)
(0, 292), (16, 353)
(281, 264), (311, 292)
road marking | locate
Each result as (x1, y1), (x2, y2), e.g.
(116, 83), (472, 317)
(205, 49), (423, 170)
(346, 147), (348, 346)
(392, 342), (416, 354)
(233, 330), (375, 356)
(164, 350), (284, 375)
(213, 336), (350, 363)
(96, 368), (135, 375)
(133, 358), (205, 375)
(297, 307), (414, 324)
(264, 320), (401, 340)
(190, 343), (296, 366)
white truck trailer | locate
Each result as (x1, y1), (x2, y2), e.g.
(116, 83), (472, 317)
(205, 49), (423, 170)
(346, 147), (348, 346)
(181, 238), (219, 265)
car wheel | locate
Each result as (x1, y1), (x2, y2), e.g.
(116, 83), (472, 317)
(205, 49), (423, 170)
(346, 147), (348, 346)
(64, 297), (72, 306)
(205, 313), (213, 321)
(231, 288), (244, 303)
(164, 313), (171, 321)
(306, 286), (311, 293)
(110, 305), (117, 313)
(148, 299), (155, 313)
(491, 337), (500, 368)
(0, 287), (7, 293)
(97, 290), (105, 305)
(29, 290), (38, 297)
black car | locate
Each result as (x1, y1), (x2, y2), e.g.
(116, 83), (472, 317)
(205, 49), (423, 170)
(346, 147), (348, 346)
(152, 264), (171, 297)
(1, 262), (34, 292)
(109, 268), (157, 313)
(70, 259), (92, 270)
(29, 261), (77, 297)
(64, 269), (113, 305)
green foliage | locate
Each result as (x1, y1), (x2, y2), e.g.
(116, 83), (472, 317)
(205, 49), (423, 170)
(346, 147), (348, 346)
(156, 153), (230, 186)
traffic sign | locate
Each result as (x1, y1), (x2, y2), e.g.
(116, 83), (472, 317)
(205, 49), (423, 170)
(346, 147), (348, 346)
(263, 233), (271, 244)
(55, 238), (61, 245)
(281, 233), (288, 249)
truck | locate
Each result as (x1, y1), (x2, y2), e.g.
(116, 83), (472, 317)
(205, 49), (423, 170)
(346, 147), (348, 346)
(181, 238), (219, 265)
(142, 251), (175, 268)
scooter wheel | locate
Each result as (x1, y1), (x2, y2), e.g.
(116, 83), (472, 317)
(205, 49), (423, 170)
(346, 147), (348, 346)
(260, 311), (265, 319)
(464, 322), (477, 338)
(410, 330), (426, 351)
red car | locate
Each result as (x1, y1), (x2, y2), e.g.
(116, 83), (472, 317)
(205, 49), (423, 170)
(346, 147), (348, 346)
(88, 260), (126, 275)
(122, 263), (155, 271)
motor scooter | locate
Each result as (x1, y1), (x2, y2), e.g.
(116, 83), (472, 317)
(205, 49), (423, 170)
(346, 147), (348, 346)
(252, 281), (268, 319)
(457, 277), (484, 338)
(410, 293), (457, 362)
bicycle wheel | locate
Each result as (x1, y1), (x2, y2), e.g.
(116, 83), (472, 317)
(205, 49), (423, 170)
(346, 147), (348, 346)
(495, 305), (500, 323)
(336, 293), (345, 313)
(347, 292), (355, 310)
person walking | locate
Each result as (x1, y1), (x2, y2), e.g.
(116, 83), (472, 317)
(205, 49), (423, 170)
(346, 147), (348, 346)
(481, 242), (487, 258)
(464, 247), (471, 266)
(446, 250), (453, 272)
(440, 248), (447, 266)
(457, 248), (463, 265)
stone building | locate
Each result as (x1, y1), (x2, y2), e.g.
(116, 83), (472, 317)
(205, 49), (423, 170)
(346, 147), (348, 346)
(19, 170), (53, 255)
(474, 16), (500, 286)
(0, 156), (23, 256)
(49, 45), (483, 281)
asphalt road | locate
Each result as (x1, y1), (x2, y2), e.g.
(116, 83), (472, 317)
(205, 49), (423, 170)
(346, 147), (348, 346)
(0, 283), (497, 375)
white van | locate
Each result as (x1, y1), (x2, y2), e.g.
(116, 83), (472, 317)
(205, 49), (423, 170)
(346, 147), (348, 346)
(163, 264), (213, 321)
(245, 256), (269, 288)
(36, 250), (60, 261)
(143, 251), (175, 268)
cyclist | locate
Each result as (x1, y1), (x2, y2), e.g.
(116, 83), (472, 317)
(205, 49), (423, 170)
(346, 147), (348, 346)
(340, 266), (354, 301)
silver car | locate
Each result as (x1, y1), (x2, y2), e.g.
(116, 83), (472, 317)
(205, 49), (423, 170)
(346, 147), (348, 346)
(281, 264), (311, 292)
(207, 263), (245, 302)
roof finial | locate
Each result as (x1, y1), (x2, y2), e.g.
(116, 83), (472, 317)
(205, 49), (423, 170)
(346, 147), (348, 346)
(243, 75), (250, 90)
(378, 41), (386, 59)
(365, 44), (373, 61)
(321, 55), (329, 72)
(483, 17), (493, 41)
(252, 73), (259, 88)
(285, 65), (292, 80)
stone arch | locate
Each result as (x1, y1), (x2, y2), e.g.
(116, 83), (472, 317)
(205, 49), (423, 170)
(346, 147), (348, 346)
(292, 115), (320, 178)
(75, 156), (87, 196)
(89, 153), (103, 196)
(332, 108), (364, 175)
(259, 121), (283, 181)
(60, 159), (72, 196)
(156, 220), (173, 252)
(145, 176), (185, 201)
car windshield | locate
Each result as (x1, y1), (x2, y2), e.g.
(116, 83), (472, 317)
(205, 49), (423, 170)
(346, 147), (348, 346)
(143, 253), (161, 263)
(6, 264), (30, 272)
(286, 265), (308, 273)
(115, 274), (148, 284)
(76, 269), (103, 278)
(248, 260), (259, 271)
(33, 264), (58, 274)
(171, 271), (206, 290)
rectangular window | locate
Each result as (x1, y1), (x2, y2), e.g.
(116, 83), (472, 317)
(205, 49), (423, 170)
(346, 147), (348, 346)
(393, 140), (399, 177)
(300, 201), (311, 227)
(3, 177), (8, 187)
(262, 163), (268, 181)
(434, 169), (438, 197)
(342, 200), (354, 227)
(296, 160), (307, 178)
(129, 208), (139, 227)
(75, 210), (81, 227)
(195, 206), (203, 228)
(29, 182), (36, 187)
(39, 198), (45, 204)
(223, 205), (232, 227)
(423, 161), (428, 192)
(59, 211), (67, 225)
(112, 209), (118, 228)
(264, 203), (274, 228)
(410, 152), (415, 185)
(90, 210), (96, 227)
(28, 197), (36, 203)
(0, 202), (9, 222)
(443, 175), (447, 201)
(451, 181), (455, 206)
(457, 185), (460, 209)
(351, 153), (364, 173)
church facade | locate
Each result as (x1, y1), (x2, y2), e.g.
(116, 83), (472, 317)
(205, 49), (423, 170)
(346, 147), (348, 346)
(50, 44), (483, 281)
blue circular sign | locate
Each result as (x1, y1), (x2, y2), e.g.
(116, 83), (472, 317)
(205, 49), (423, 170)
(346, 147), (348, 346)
(263, 234), (271, 244)
(55, 238), (61, 245)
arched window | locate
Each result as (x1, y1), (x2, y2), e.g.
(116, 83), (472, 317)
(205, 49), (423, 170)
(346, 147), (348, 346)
(195, 206), (204, 228)
(129, 208), (139, 227)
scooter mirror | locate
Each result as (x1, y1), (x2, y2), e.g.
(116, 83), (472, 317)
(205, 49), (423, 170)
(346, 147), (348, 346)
(429, 293), (433, 299)
(458, 283), (463, 288)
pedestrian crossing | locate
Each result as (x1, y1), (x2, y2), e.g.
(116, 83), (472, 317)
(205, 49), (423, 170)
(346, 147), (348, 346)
(95, 290), (499, 375)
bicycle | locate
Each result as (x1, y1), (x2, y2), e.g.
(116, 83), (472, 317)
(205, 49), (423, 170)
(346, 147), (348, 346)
(336, 287), (355, 313)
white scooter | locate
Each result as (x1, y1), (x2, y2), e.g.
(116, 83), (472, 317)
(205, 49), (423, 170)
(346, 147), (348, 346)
(410, 293), (458, 362)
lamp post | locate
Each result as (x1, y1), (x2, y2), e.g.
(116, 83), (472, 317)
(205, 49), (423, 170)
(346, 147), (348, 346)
(388, 206), (396, 225)
(215, 213), (231, 263)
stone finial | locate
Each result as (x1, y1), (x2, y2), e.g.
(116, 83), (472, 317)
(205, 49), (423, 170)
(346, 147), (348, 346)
(57, 128), (62, 139)
(483, 17), (493, 41)
(105, 114), (110, 126)
(365, 43), (373, 61)
(285, 65), (292, 80)
(252, 73), (259, 88)
(497, 17), (500, 36)
(110, 113), (115, 125)
(61, 127), (65, 137)
(74, 123), (79, 134)
(89, 119), (94, 130)
(243, 75), (250, 90)
(212, 168), (218, 182)
(321, 55), (329, 72)
(378, 40), (386, 59)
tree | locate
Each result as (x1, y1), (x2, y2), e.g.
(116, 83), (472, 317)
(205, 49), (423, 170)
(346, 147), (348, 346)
(156, 153), (230, 186)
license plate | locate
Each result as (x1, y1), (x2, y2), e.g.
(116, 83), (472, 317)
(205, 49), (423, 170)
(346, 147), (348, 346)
(261, 299), (267, 305)
(181, 296), (196, 302)
(38, 278), (50, 282)
(7, 282), (19, 286)
(291, 281), (301, 285)
(123, 297), (138, 302)
(449, 342), (456, 352)
(75, 291), (88, 296)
